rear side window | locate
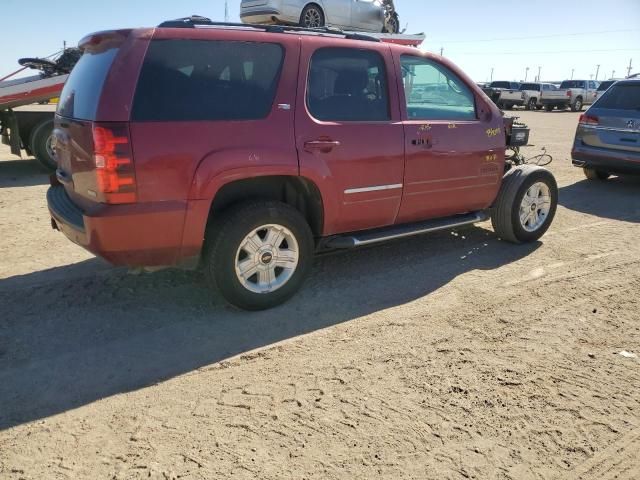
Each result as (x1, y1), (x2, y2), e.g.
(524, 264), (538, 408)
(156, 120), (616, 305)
(307, 48), (390, 122)
(57, 48), (118, 120)
(401, 55), (476, 121)
(560, 80), (585, 89)
(132, 40), (284, 121)
(595, 84), (640, 110)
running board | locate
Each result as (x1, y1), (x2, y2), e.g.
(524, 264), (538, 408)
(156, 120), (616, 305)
(325, 211), (489, 249)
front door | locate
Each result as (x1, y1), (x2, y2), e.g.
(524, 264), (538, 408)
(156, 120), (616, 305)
(296, 42), (405, 235)
(394, 53), (504, 223)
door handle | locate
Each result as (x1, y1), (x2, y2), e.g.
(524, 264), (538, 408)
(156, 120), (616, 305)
(304, 139), (341, 153)
(411, 138), (432, 148)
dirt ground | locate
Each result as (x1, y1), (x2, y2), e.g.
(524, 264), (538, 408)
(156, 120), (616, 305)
(1, 110), (639, 479)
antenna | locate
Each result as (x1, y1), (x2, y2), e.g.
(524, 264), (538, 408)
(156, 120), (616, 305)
(225, 0), (229, 22)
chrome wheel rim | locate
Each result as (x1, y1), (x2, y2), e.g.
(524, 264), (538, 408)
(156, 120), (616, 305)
(45, 134), (55, 160)
(235, 224), (299, 294)
(303, 8), (322, 27)
(519, 182), (552, 232)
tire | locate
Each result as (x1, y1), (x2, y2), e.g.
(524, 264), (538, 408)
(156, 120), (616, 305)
(203, 201), (314, 310)
(299, 4), (325, 28)
(583, 167), (610, 181)
(383, 12), (400, 33)
(536, 105), (543, 110)
(571, 98), (583, 112)
(545, 104), (554, 112)
(526, 98), (537, 111)
(29, 119), (56, 170)
(491, 165), (558, 244)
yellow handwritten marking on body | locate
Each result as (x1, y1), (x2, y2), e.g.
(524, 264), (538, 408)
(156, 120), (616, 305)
(418, 124), (431, 132)
(448, 123), (457, 129)
(485, 153), (497, 162)
(486, 128), (501, 138)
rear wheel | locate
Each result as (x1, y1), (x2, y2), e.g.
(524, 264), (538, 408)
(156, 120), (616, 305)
(571, 98), (583, 112)
(583, 167), (610, 181)
(491, 165), (558, 244)
(203, 201), (314, 310)
(526, 98), (537, 111)
(29, 119), (56, 170)
(299, 4), (325, 28)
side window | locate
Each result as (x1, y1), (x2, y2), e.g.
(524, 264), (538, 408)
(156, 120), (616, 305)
(132, 40), (284, 121)
(307, 48), (390, 122)
(401, 55), (476, 121)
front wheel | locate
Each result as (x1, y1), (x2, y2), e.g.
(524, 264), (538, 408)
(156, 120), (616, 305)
(203, 201), (314, 310)
(383, 12), (400, 33)
(583, 167), (610, 181)
(299, 4), (325, 28)
(491, 165), (558, 244)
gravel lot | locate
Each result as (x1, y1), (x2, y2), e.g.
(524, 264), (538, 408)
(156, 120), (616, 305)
(1, 110), (639, 479)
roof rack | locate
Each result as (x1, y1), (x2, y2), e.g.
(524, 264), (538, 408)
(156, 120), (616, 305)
(157, 16), (380, 43)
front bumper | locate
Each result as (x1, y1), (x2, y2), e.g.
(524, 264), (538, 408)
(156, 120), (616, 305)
(572, 143), (640, 174)
(47, 185), (188, 267)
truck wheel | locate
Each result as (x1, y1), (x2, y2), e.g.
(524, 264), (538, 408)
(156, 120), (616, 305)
(583, 167), (610, 181)
(526, 98), (537, 110)
(545, 104), (554, 112)
(491, 165), (558, 244)
(571, 98), (583, 112)
(29, 119), (56, 170)
(203, 201), (314, 310)
(300, 4), (325, 28)
(383, 12), (400, 33)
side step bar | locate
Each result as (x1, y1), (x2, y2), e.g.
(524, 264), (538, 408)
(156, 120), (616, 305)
(325, 211), (489, 249)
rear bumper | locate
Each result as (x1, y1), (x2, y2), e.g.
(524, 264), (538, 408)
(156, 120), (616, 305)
(240, 8), (282, 23)
(572, 143), (640, 174)
(47, 185), (190, 267)
(540, 98), (570, 106)
(501, 99), (524, 106)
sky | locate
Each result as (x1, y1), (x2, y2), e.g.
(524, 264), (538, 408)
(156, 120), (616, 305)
(1, 0), (639, 83)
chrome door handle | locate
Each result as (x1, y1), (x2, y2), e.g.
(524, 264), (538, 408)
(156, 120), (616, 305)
(304, 140), (341, 153)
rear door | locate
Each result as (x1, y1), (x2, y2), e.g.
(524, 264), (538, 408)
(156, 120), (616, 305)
(296, 40), (405, 234)
(585, 82), (640, 153)
(394, 53), (503, 223)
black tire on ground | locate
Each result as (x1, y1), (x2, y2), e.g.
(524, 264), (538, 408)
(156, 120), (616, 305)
(545, 104), (554, 111)
(203, 201), (314, 310)
(571, 98), (583, 112)
(491, 165), (558, 244)
(526, 98), (537, 111)
(583, 167), (610, 181)
(536, 105), (543, 110)
(29, 119), (56, 170)
(299, 4), (325, 28)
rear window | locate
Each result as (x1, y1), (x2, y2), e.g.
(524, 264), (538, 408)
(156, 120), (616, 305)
(595, 83), (640, 110)
(490, 82), (511, 89)
(520, 83), (540, 91)
(57, 48), (118, 120)
(132, 40), (284, 121)
(560, 80), (585, 89)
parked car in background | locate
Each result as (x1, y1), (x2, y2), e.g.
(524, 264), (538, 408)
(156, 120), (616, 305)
(240, 0), (398, 32)
(47, 17), (557, 310)
(540, 79), (599, 112)
(572, 78), (640, 180)
(594, 79), (618, 101)
(482, 81), (521, 108)
(499, 82), (558, 111)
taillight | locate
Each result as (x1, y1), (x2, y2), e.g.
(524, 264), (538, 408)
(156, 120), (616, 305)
(521, 92), (525, 99)
(566, 90), (573, 97)
(579, 114), (599, 126)
(92, 123), (137, 204)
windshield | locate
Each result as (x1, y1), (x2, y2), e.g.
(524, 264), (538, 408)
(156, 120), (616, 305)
(595, 83), (640, 110)
(520, 83), (540, 91)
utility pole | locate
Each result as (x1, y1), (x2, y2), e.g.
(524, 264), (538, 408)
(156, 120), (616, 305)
(595, 64), (600, 81)
(628, 58), (633, 77)
(537, 66), (541, 82)
(439, 47), (444, 57)
(525, 67), (529, 82)
(224, 0), (229, 22)
(490, 67), (494, 82)
(612, 69), (615, 79)
(571, 68), (575, 80)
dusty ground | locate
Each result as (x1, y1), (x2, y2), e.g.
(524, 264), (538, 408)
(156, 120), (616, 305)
(1, 110), (639, 479)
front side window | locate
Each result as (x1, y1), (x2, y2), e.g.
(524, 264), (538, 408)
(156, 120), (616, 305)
(401, 55), (476, 121)
(307, 48), (390, 122)
(132, 40), (284, 121)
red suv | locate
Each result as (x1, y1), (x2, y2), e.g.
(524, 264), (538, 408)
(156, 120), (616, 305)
(48, 17), (558, 310)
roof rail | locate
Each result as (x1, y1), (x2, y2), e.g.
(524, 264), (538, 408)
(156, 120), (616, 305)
(157, 16), (380, 43)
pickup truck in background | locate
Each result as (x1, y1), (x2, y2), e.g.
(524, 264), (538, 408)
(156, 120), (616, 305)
(539, 79), (599, 112)
(482, 81), (521, 108)
(499, 82), (559, 110)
